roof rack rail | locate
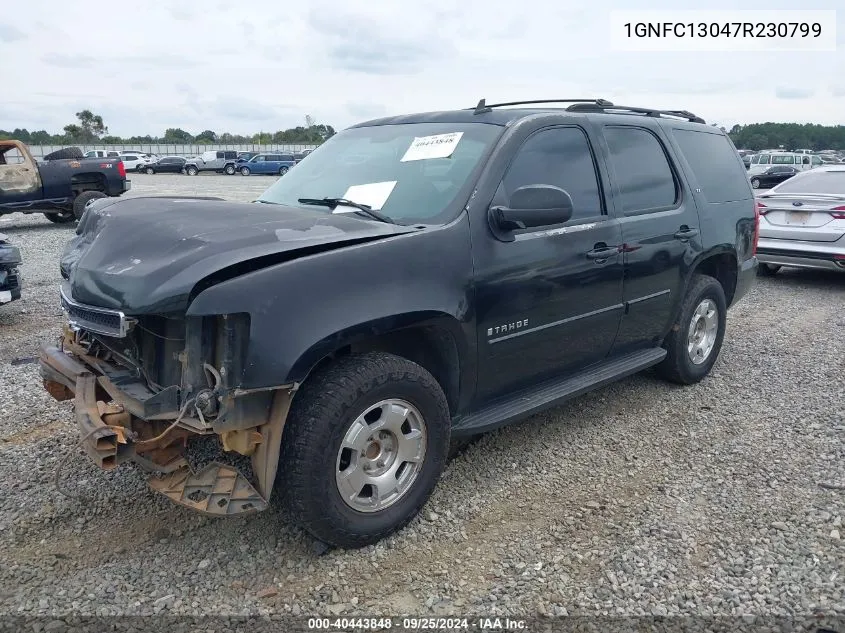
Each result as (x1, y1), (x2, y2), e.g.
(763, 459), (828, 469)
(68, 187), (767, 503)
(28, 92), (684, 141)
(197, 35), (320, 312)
(565, 102), (705, 124)
(471, 98), (614, 115)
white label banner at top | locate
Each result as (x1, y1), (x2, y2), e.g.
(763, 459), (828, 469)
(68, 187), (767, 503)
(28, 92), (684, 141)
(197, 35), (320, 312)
(400, 132), (464, 162)
(609, 10), (837, 52)
(340, 181), (397, 211)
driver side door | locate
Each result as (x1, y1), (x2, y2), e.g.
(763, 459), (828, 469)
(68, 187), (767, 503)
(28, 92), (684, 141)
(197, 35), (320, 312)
(470, 125), (625, 401)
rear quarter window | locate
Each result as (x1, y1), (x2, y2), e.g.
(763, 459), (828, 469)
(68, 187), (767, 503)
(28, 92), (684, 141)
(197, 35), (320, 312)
(671, 129), (751, 203)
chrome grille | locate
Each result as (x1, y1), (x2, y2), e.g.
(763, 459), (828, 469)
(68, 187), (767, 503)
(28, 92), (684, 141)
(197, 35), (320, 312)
(60, 284), (134, 338)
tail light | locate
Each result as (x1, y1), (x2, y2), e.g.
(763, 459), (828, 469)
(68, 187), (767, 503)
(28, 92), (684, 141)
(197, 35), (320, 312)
(117, 160), (126, 178)
(752, 201), (762, 255)
(831, 205), (845, 219)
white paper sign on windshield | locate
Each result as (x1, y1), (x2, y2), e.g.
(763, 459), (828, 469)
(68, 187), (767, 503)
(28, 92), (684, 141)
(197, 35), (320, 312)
(400, 132), (463, 162)
(340, 181), (397, 211)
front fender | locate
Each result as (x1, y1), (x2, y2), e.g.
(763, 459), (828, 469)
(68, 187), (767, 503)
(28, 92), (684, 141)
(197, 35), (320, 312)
(186, 215), (476, 391)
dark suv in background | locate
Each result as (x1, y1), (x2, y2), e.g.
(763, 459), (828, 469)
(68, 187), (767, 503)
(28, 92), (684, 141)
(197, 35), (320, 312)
(41, 98), (758, 549)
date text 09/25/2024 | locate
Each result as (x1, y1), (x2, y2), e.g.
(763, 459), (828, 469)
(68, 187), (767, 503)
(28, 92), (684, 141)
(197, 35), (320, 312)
(307, 617), (528, 630)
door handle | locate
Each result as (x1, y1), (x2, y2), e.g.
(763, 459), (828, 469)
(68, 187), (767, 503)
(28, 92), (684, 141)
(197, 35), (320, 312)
(586, 245), (618, 260)
(673, 227), (699, 241)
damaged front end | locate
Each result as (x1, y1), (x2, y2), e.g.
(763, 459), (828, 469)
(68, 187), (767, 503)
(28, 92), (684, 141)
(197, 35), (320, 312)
(40, 283), (294, 516)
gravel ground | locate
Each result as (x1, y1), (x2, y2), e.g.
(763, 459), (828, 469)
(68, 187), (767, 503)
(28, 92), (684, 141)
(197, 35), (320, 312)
(0, 174), (843, 628)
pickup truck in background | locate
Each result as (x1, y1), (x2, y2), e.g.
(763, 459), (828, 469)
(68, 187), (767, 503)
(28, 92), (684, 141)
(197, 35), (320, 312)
(0, 141), (131, 223)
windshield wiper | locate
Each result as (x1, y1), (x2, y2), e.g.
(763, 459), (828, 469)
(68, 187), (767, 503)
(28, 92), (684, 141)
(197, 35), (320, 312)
(297, 197), (396, 224)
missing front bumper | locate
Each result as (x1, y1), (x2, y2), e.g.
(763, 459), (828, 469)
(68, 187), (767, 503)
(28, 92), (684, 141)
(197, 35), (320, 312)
(38, 343), (270, 516)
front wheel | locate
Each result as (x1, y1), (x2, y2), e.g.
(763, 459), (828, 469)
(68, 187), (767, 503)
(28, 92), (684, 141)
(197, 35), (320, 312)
(751, 178), (761, 189)
(240, 167), (251, 176)
(145, 167), (155, 175)
(655, 274), (727, 385)
(186, 166), (198, 176)
(277, 352), (451, 548)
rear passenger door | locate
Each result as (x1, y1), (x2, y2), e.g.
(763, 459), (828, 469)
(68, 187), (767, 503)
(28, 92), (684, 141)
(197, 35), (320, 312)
(597, 124), (703, 353)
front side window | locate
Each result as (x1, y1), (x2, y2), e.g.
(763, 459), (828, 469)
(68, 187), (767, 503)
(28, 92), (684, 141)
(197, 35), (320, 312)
(603, 126), (678, 214)
(257, 122), (503, 224)
(501, 126), (603, 222)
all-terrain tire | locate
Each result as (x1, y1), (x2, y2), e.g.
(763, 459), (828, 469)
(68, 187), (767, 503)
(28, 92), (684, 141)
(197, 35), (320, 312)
(43, 211), (76, 224)
(654, 274), (727, 385)
(277, 352), (451, 548)
(43, 147), (83, 161)
(224, 164), (236, 175)
(72, 190), (107, 220)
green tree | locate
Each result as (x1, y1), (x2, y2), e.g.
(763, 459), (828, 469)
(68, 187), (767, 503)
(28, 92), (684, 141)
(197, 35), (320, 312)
(74, 110), (108, 142)
(62, 124), (82, 142)
(163, 128), (193, 143)
(195, 129), (217, 143)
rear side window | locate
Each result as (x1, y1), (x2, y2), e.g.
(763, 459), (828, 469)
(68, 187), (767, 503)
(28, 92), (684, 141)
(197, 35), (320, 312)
(603, 126), (678, 214)
(771, 154), (794, 164)
(671, 129), (751, 203)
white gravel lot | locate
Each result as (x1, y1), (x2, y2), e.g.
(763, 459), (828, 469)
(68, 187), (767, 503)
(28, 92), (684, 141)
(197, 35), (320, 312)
(0, 174), (843, 629)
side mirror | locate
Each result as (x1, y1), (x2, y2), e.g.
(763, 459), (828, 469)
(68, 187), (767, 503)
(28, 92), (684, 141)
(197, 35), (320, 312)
(490, 185), (574, 231)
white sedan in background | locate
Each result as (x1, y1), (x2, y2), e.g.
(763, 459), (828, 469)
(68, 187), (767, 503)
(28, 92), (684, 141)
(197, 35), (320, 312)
(755, 165), (845, 275)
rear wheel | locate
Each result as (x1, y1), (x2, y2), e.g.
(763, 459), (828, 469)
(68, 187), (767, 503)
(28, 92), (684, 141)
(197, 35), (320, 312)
(224, 164), (236, 175)
(279, 166), (289, 175)
(43, 211), (75, 224)
(72, 190), (107, 220)
(240, 166), (251, 176)
(278, 352), (450, 548)
(757, 263), (781, 276)
(655, 274), (727, 385)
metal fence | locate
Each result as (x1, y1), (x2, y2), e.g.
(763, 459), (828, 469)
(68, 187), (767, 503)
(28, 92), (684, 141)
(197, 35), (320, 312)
(28, 143), (320, 159)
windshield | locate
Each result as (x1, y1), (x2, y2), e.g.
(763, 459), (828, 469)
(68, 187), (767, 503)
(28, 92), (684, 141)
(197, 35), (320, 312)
(256, 122), (503, 224)
(773, 170), (845, 195)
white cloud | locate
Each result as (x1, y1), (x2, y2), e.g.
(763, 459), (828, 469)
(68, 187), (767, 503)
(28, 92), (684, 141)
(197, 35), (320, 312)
(0, 0), (842, 136)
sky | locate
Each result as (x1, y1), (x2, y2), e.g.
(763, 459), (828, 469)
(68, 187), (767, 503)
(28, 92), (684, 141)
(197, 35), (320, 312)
(0, 0), (842, 137)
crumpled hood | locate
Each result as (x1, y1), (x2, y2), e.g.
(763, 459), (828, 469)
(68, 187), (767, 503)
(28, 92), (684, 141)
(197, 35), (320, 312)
(62, 196), (416, 314)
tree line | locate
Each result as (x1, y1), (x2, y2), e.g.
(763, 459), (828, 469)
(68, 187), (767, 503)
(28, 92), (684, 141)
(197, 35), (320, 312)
(728, 122), (845, 151)
(3, 110), (843, 151)
(0, 110), (336, 146)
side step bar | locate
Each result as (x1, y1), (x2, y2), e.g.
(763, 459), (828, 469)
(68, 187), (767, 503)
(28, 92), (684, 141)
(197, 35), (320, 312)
(452, 347), (666, 435)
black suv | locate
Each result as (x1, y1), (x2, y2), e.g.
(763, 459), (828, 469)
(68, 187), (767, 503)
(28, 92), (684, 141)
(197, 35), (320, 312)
(41, 98), (758, 548)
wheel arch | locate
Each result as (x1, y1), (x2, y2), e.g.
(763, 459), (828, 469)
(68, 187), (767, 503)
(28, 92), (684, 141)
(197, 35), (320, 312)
(688, 247), (739, 307)
(287, 311), (467, 416)
(70, 172), (107, 194)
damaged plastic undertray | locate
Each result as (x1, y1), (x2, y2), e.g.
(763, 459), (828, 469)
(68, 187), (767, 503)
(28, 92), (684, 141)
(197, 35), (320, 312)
(148, 461), (267, 516)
